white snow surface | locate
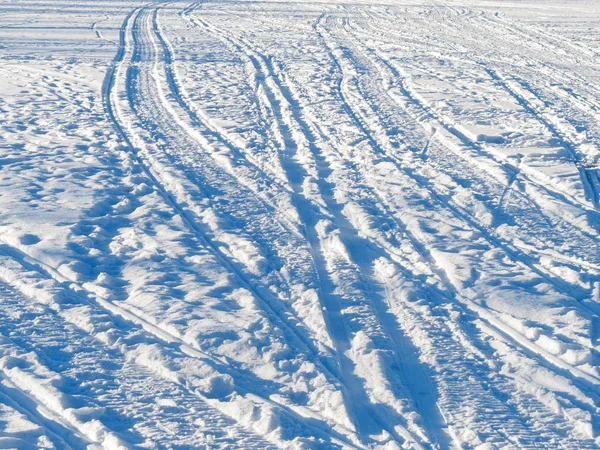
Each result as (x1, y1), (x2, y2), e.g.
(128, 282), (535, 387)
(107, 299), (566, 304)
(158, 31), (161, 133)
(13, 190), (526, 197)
(1, 0), (600, 448)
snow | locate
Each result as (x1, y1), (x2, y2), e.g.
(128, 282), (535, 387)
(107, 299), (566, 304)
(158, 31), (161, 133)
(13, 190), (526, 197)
(1, 0), (600, 448)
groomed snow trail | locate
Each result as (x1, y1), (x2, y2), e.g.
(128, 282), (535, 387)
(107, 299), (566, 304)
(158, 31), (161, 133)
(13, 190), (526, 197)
(1, 0), (600, 448)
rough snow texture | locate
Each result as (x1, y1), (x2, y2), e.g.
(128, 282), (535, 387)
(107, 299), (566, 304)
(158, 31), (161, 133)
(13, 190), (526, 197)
(1, 0), (600, 448)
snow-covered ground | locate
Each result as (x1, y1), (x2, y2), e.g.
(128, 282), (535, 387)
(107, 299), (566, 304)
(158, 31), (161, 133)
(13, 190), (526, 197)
(1, 0), (600, 448)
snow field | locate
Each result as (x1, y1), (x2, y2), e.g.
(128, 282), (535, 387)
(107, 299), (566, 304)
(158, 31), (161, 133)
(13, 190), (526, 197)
(1, 0), (600, 448)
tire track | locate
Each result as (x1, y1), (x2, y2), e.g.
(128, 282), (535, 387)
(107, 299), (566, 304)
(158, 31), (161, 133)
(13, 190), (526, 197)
(350, 7), (599, 224)
(0, 240), (359, 449)
(184, 7), (438, 448)
(195, 0), (600, 414)
(334, 12), (600, 295)
(95, 5), (370, 447)
(431, 8), (600, 211)
(124, 7), (345, 377)
(288, 8), (596, 444)
(319, 10), (600, 384)
(186, 5), (600, 448)
(317, 9), (600, 445)
(0, 255), (282, 449)
(151, 6), (302, 234)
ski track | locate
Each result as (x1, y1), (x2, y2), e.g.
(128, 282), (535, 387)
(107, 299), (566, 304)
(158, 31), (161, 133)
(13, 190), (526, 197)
(329, 10), (600, 341)
(311, 9), (599, 387)
(0, 257), (278, 449)
(1, 0), (600, 448)
(183, 8), (431, 445)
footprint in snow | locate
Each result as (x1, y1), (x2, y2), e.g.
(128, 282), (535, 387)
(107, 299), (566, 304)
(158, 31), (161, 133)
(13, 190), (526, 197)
(19, 234), (41, 245)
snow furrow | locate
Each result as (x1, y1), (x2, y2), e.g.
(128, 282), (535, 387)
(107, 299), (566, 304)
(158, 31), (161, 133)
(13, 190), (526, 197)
(333, 13), (600, 300)
(318, 7), (600, 384)
(193, 6), (600, 446)
(0, 253), (281, 448)
(101, 4), (370, 447)
(122, 8), (340, 374)
(186, 9), (436, 448)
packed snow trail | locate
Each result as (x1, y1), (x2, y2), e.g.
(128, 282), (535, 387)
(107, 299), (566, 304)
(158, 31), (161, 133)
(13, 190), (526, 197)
(1, 0), (600, 448)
